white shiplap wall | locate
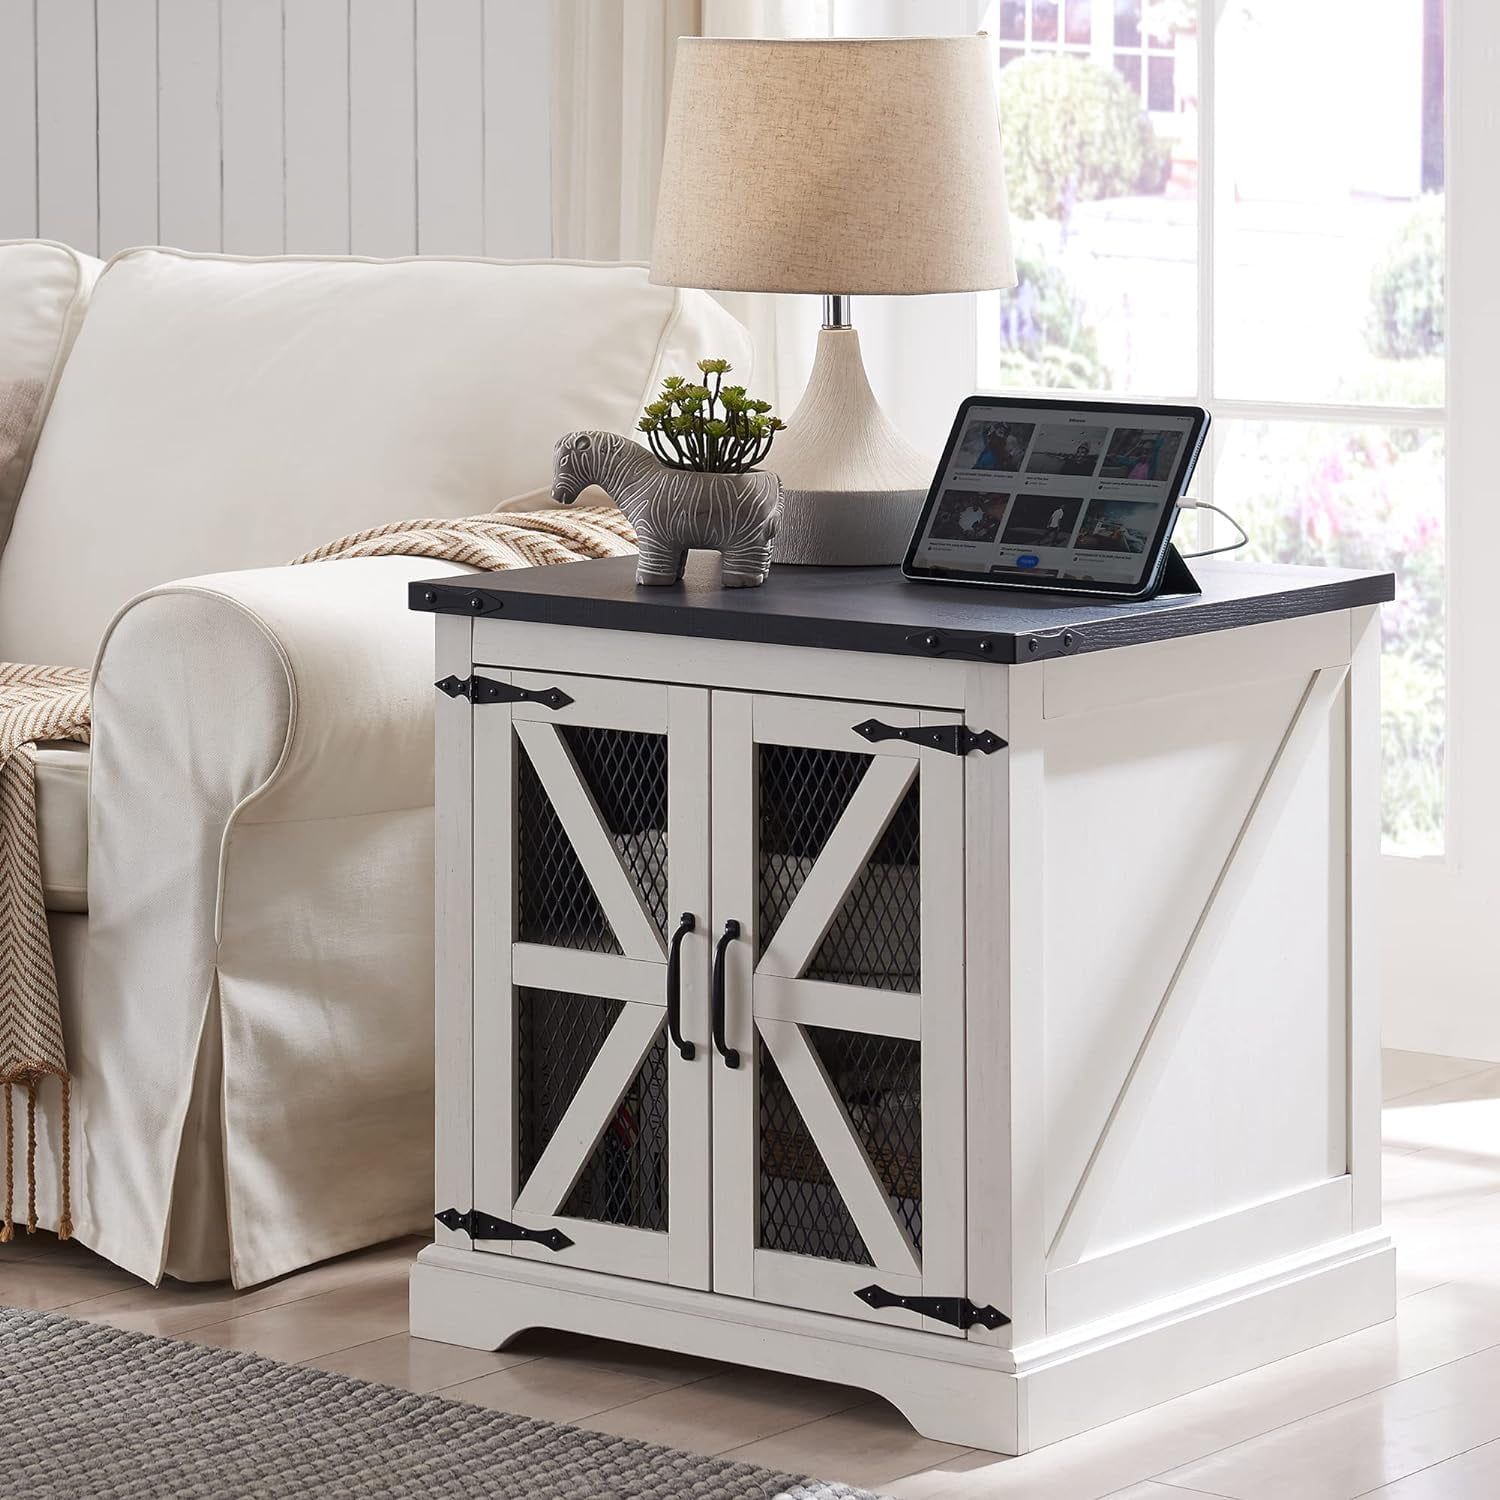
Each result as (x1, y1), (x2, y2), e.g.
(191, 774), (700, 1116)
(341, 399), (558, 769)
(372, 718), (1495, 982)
(0, 0), (552, 259)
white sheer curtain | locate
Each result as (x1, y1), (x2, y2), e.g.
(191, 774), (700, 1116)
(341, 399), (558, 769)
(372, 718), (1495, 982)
(548, 0), (828, 409)
(549, 0), (702, 262)
(549, 0), (983, 453)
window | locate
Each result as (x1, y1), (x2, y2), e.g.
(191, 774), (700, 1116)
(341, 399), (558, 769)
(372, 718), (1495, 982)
(1112, 0), (1187, 115)
(1000, 2), (1193, 130)
(980, 0), (1447, 857)
(999, 0), (1091, 65)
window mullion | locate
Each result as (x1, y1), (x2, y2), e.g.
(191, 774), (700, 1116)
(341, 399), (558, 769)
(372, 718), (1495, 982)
(1196, 0), (1219, 550)
(1211, 398), (1447, 428)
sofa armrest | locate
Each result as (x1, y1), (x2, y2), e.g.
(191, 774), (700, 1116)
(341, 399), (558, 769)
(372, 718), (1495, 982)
(92, 555), (469, 838)
(82, 555), (466, 1285)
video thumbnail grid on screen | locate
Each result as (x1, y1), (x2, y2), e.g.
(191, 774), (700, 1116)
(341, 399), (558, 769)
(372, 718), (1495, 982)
(952, 419), (1186, 487)
(913, 409), (1197, 582)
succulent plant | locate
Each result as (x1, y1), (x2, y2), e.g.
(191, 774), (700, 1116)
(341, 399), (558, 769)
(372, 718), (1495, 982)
(637, 358), (786, 473)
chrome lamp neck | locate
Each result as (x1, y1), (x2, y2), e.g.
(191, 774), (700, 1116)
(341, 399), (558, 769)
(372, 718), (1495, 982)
(821, 294), (854, 330)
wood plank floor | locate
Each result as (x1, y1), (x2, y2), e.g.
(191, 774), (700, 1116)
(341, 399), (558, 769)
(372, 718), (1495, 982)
(5, 1049), (1500, 1497)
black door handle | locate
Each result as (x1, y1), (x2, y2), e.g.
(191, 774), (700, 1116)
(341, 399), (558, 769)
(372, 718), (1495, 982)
(666, 912), (696, 1060)
(711, 919), (742, 1068)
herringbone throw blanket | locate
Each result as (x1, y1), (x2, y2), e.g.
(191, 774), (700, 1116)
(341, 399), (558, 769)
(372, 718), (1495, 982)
(0, 663), (89, 1241)
(0, 506), (633, 1243)
(289, 504), (637, 568)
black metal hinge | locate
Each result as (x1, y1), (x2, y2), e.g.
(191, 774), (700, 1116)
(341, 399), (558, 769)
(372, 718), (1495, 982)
(855, 1284), (1010, 1331)
(435, 674), (573, 710)
(853, 719), (1006, 757)
(434, 1208), (574, 1252)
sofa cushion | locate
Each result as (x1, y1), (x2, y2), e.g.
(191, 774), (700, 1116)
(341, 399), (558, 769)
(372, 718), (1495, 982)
(0, 241), (101, 558)
(0, 249), (750, 666)
(34, 741), (88, 913)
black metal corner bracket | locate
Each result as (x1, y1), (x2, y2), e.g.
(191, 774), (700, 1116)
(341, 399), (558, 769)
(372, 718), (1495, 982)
(855, 1284), (1010, 1331)
(853, 719), (1006, 757)
(434, 1208), (574, 1252)
(435, 674), (573, 710)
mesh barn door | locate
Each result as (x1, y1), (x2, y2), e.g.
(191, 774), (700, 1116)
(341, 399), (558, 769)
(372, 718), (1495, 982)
(472, 670), (711, 1288)
(709, 693), (966, 1334)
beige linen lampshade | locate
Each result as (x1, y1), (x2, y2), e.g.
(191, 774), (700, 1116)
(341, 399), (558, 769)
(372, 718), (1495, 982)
(650, 36), (1015, 566)
(650, 36), (1014, 296)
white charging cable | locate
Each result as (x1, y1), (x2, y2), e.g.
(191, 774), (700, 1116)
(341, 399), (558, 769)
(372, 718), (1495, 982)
(1175, 498), (1249, 559)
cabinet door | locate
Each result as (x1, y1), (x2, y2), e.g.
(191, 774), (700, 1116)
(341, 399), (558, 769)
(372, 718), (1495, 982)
(472, 669), (711, 1288)
(710, 693), (966, 1335)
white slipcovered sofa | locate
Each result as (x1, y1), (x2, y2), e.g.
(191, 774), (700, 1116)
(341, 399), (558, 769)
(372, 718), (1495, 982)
(0, 242), (748, 1287)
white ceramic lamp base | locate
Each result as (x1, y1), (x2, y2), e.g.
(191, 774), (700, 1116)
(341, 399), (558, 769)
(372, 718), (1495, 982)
(768, 326), (933, 566)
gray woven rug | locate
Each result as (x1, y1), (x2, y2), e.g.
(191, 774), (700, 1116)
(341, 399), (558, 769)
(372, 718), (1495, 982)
(0, 1307), (885, 1499)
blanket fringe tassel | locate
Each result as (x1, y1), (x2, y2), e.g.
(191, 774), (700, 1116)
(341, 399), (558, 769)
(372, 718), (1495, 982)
(59, 1075), (72, 1239)
(2, 1081), (10, 1242)
(0, 1072), (72, 1242)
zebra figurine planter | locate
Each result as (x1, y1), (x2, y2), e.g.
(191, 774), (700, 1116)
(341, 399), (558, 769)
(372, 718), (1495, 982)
(551, 431), (781, 588)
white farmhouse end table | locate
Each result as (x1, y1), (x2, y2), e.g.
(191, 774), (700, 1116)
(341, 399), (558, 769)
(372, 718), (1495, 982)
(408, 555), (1395, 1455)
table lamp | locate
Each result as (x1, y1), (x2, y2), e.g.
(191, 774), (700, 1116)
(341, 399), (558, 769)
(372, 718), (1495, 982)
(650, 35), (1015, 565)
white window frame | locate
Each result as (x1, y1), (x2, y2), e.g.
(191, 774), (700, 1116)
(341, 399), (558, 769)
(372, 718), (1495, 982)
(975, 0), (1500, 1060)
(1384, 0), (1499, 1059)
(977, 0), (1452, 849)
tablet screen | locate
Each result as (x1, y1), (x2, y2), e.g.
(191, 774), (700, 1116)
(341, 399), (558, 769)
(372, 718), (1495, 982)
(904, 399), (1208, 596)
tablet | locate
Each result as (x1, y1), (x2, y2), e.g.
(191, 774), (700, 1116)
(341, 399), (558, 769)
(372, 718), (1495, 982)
(902, 396), (1210, 600)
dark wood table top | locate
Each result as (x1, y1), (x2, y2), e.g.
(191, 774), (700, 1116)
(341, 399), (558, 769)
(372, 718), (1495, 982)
(410, 554), (1394, 664)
